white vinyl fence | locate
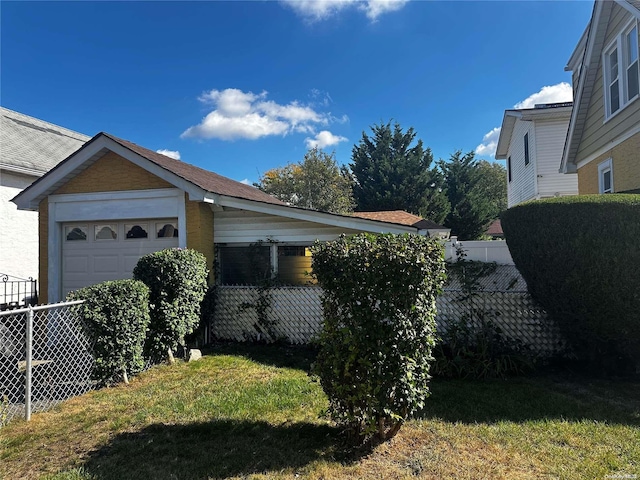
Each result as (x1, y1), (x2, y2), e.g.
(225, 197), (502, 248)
(0, 301), (94, 425)
(444, 239), (514, 264)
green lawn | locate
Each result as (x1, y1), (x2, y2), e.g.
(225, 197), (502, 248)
(1, 344), (638, 480)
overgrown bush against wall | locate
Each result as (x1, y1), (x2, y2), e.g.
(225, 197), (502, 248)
(69, 280), (150, 385)
(501, 195), (640, 374)
(133, 248), (208, 363)
(311, 233), (446, 444)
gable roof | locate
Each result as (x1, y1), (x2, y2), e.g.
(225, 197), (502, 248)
(0, 107), (90, 176)
(561, 0), (640, 173)
(495, 103), (573, 160)
(351, 210), (446, 230)
(13, 132), (285, 210)
(101, 133), (285, 206)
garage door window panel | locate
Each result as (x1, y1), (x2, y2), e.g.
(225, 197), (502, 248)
(125, 224), (149, 239)
(95, 225), (117, 241)
(65, 226), (88, 241)
(157, 222), (178, 238)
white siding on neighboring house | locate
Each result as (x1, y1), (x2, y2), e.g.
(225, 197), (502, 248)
(535, 119), (579, 198)
(507, 120), (536, 207)
(0, 171), (38, 279)
(214, 209), (363, 244)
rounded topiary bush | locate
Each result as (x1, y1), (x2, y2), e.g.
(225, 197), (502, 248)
(501, 195), (640, 373)
(133, 248), (208, 363)
(311, 233), (446, 443)
(69, 279), (150, 385)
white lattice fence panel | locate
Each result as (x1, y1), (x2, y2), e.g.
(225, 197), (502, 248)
(213, 286), (565, 356)
(436, 292), (565, 356)
(213, 287), (323, 344)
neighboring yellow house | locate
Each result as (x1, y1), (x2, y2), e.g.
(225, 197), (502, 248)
(561, 0), (640, 194)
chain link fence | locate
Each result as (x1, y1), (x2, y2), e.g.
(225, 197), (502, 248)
(0, 301), (94, 425)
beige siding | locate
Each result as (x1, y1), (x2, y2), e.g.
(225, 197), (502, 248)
(185, 197), (215, 283)
(577, 5), (640, 162)
(534, 118), (579, 197)
(577, 132), (640, 193)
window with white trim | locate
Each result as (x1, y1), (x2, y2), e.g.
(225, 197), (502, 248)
(604, 20), (640, 118)
(598, 158), (613, 194)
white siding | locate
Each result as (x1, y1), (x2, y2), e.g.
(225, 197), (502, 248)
(534, 119), (579, 198)
(0, 171), (39, 279)
(507, 119), (536, 207)
(214, 209), (364, 244)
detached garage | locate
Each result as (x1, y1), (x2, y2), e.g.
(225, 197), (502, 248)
(12, 132), (445, 303)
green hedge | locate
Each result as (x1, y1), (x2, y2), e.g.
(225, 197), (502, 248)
(69, 280), (150, 385)
(501, 195), (640, 372)
(311, 233), (446, 443)
(133, 248), (208, 362)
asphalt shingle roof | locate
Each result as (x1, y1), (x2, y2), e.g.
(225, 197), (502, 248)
(351, 210), (446, 230)
(102, 133), (285, 206)
(0, 107), (90, 175)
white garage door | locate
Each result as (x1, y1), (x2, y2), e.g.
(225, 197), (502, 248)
(62, 219), (179, 297)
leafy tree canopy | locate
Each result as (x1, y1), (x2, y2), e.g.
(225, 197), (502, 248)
(350, 121), (449, 224)
(257, 147), (355, 214)
(440, 151), (504, 240)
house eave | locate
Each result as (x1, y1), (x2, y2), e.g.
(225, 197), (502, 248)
(214, 195), (423, 235)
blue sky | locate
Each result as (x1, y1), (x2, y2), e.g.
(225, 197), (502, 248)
(1, 0), (593, 185)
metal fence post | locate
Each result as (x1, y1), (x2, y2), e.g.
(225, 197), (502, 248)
(25, 306), (33, 421)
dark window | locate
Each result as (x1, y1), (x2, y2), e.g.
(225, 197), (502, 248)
(157, 223), (178, 238)
(524, 133), (530, 166)
(218, 246), (271, 285)
(507, 156), (512, 182)
(126, 224), (148, 239)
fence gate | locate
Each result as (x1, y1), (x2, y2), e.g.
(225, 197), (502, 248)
(0, 300), (94, 425)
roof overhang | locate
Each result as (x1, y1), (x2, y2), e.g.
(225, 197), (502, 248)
(212, 195), (422, 235)
(495, 106), (572, 160)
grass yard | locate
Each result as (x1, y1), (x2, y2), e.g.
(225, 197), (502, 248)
(1, 344), (639, 480)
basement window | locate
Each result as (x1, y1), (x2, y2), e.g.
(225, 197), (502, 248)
(598, 158), (613, 194)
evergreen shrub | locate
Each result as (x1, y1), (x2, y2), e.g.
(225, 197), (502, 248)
(501, 194), (640, 373)
(133, 248), (208, 362)
(311, 233), (446, 443)
(69, 280), (149, 385)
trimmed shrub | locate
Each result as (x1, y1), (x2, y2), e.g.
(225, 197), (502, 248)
(311, 233), (446, 444)
(68, 280), (150, 385)
(501, 195), (640, 373)
(133, 248), (208, 362)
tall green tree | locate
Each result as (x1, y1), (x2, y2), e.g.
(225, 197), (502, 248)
(257, 147), (355, 214)
(475, 160), (507, 219)
(440, 151), (498, 240)
(350, 121), (449, 224)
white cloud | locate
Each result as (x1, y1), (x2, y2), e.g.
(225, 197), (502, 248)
(361, 0), (408, 20)
(476, 82), (573, 158)
(281, 0), (408, 22)
(240, 178), (252, 185)
(156, 149), (181, 160)
(182, 88), (345, 143)
(513, 82), (573, 109)
(305, 130), (348, 149)
(475, 127), (501, 157)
